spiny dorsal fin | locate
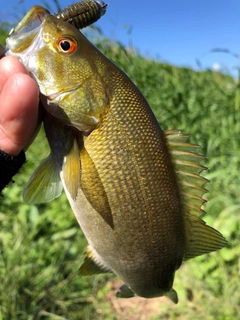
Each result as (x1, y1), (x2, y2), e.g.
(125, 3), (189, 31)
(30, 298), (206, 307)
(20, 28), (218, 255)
(165, 130), (227, 259)
(22, 154), (63, 204)
(165, 130), (207, 217)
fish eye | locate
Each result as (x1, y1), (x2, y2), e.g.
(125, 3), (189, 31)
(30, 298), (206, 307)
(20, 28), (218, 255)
(57, 37), (77, 53)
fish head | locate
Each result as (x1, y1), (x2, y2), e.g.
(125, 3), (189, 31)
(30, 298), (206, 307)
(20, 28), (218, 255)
(6, 6), (109, 132)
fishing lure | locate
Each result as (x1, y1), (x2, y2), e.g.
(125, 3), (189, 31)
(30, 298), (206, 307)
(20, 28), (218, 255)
(55, 0), (108, 29)
(4, 0), (107, 57)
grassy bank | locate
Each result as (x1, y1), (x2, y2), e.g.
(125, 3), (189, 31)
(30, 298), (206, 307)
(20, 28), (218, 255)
(0, 28), (239, 319)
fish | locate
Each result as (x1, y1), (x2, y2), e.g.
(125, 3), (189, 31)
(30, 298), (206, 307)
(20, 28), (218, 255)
(5, 6), (227, 302)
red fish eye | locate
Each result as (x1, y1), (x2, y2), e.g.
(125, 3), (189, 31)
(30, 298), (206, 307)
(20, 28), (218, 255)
(57, 37), (77, 53)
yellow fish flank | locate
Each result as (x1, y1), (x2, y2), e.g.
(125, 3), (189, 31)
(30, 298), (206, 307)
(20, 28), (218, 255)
(6, 6), (227, 302)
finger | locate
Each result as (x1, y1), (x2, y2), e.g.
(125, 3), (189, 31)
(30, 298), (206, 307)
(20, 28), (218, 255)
(0, 56), (29, 93)
(0, 73), (39, 155)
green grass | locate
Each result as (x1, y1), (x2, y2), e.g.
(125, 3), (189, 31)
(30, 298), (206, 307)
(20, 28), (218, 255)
(0, 23), (240, 319)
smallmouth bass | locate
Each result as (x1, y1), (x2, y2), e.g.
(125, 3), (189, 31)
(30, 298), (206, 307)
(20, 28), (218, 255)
(6, 6), (227, 302)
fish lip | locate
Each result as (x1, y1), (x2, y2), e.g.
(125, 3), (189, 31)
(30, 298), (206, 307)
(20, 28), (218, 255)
(9, 6), (50, 37)
(48, 92), (61, 101)
(5, 6), (49, 55)
(10, 11), (46, 37)
(5, 25), (41, 55)
(47, 84), (83, 101)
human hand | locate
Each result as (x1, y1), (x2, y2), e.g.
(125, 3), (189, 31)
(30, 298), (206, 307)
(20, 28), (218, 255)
(0, 55), (40, 156)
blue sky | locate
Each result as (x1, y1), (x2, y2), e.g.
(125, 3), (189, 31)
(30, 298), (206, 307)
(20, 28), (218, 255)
(1, 0), (240, 76)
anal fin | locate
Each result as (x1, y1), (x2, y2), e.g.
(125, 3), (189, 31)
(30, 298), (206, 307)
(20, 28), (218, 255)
(79, 247), (112, 276)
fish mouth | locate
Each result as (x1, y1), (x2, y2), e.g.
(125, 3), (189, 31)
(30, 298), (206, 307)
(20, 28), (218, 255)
(47, 84), (83, 101)
(5, 5), (50, 55)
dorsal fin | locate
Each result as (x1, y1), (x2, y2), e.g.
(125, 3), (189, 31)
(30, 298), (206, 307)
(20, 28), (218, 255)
(165, 130), (208, 217)
(165, 130), (227, 259)
(183, 213), (227, 259)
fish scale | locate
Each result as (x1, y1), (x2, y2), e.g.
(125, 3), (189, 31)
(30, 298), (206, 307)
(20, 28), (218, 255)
(79, 72), (186, 297)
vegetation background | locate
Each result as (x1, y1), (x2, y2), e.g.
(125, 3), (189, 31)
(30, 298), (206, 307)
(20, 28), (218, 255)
(0, 1), (239, 319)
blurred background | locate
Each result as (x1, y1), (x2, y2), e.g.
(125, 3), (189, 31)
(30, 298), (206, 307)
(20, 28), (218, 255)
(1, 0), (240, 76)
(0, 1), (239, 319)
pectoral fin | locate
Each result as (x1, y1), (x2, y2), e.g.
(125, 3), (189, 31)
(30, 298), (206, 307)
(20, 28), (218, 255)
(23, 154), (62, 204)
(80, 148), (114, 229)
(79, 247), (112, 276)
